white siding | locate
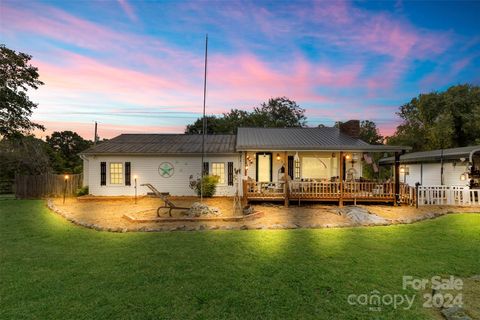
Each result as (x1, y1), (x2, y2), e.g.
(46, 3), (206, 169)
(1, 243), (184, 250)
(402, 162), (469, 187)
(85, 154), (241, 196)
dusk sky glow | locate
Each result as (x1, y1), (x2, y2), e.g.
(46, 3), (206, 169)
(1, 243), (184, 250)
(1, 0), (479, 139)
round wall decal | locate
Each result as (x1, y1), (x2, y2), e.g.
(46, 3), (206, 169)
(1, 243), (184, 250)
(158, 162), (174, 178)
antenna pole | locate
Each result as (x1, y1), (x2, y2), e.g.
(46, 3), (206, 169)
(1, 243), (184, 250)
(200, 34), (208, 202)
(94, 121), (98, 146)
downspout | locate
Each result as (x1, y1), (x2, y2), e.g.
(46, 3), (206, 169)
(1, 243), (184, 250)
(440, 149), (444, 185)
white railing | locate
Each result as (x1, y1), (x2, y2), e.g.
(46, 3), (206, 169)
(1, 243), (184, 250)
(417, 185), (479, 206)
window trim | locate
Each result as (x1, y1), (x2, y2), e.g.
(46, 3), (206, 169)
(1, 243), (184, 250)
(211, 162), (226, 185)
(109, 162), (124, 185)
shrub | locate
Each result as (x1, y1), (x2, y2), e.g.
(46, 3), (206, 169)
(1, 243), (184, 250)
(191, 175), (219, 197)
(76, 186), (89, 196)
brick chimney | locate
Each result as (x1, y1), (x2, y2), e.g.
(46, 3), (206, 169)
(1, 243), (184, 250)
(339, 120), (360, 139)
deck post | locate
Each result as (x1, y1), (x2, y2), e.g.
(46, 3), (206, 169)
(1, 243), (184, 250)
(242, 151), (248, 206)
(242, 180), (248, 206)
(339, 151), (344, 207)
(284, 151), (289, 207)
(394, 151), (400, 206)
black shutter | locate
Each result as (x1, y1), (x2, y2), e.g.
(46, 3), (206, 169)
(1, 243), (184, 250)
(288, 156), (294, 179)
(125, 162), (131, 186)
(203, 162), (209, 175)
(100, 162), (106, 186)
(228, 162), (234, 186)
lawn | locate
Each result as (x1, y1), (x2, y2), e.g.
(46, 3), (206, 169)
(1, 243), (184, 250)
(1, 200), (479, 319)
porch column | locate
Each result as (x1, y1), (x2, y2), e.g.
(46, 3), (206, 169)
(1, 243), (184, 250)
(339, 151), (344, 207)
(284, 151), (289, 207)
(242, 151), (248, 206)
(394, 151), (400, 206)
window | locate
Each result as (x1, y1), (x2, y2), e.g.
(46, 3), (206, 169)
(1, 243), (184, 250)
(294, 159), (300, 179)
(109, 163), (123, 185)
(211, 163), (225, 184)
(301, 157), (330, 179)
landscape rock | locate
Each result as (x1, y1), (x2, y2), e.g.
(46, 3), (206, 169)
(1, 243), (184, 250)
(186, 202), (221, 217)
(243, 205), (254, 215)
(441, 306), (471, 320)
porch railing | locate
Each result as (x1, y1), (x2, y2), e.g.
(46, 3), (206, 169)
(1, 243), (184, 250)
(244, 181), (286, 199)
(289, 181), (340, 199)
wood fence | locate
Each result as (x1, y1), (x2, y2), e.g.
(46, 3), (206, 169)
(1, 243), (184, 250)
(15, 174), (83, 199)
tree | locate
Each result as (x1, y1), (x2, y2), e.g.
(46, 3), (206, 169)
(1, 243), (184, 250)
(0, 135), (51, 180)
(388, 84), (480, 151)
(46, 131), (93, 173)
(185, 97), (306, 134)
(253, 97), (306, 127)
(359, 120), (383, 145)
(0, 44), (44, 138)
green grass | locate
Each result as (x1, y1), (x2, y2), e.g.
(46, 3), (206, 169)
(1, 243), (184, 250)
(1, 200), (479, 319)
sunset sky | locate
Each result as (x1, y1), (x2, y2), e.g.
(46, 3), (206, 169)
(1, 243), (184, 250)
(1, 0), (479, 140)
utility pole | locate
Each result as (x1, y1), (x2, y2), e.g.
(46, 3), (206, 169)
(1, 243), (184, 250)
(94, 121), (98, 146)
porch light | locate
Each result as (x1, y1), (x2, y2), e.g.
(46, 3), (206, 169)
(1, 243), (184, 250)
(331, 153), (336, 158)
(64, 174), (69, 180)
(460, 173), (467, 181)
(276, 153), (281, 161)
(352, 153), (358, 161)
(345, 154), (351, 160)
(400, 167), (405, 174)
(245, 165), (249, 170)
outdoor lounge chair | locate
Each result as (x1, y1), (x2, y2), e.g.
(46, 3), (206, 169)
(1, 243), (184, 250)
(140, 183), (190, 217)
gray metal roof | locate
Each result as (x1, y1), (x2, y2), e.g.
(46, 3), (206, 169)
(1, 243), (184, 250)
(236, 127), (410, 152)
(379, 145), (480, 165)
(80, 134), (237, 155)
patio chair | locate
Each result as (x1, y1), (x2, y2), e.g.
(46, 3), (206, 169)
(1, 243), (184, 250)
(141, 183), (190, 217)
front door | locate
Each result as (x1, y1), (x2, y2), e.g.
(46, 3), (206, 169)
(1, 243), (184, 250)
(256, 153), (272, 182)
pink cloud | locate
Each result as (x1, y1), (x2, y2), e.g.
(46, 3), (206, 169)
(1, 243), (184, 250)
(117, 0), (138, 22)
(34, 120), (185, 140)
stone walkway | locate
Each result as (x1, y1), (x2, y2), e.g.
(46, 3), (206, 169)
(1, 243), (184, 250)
(48, 197), (480, 232)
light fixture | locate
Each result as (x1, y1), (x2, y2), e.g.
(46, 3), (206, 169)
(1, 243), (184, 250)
(352, 153), (358, 161)
(245, 165), (249, 170)
(64, 174), (69, 180)
(332, 153), (336, 158)
(276, 153), (281, 161)
(400, 167), (405, 174)
(294, 152), (300, 162)
(345, 154), (351, 160)
(133, 175), (138, 180)
(460, 173), (467, 181)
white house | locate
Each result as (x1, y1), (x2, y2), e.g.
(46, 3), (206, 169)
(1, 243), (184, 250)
(379, 145), (480, 188)
(80, 122), (412, 205)
(80, 134), (241, 197)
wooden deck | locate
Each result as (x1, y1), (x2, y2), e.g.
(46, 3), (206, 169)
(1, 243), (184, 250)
(244, 181), (415, 205)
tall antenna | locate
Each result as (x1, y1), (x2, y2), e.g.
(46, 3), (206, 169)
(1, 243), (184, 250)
(94, 121), (98, 146)
(200, 34), (208, 202)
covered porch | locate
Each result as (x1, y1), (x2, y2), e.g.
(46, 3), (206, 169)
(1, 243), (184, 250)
(236, 126), (411, 206)
(241, 150), (413, 206)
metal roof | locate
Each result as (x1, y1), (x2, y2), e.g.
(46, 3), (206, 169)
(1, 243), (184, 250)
(236, 127), (410, 152)
(80, 134), (237, 155)
(379, 145), (480, 165)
